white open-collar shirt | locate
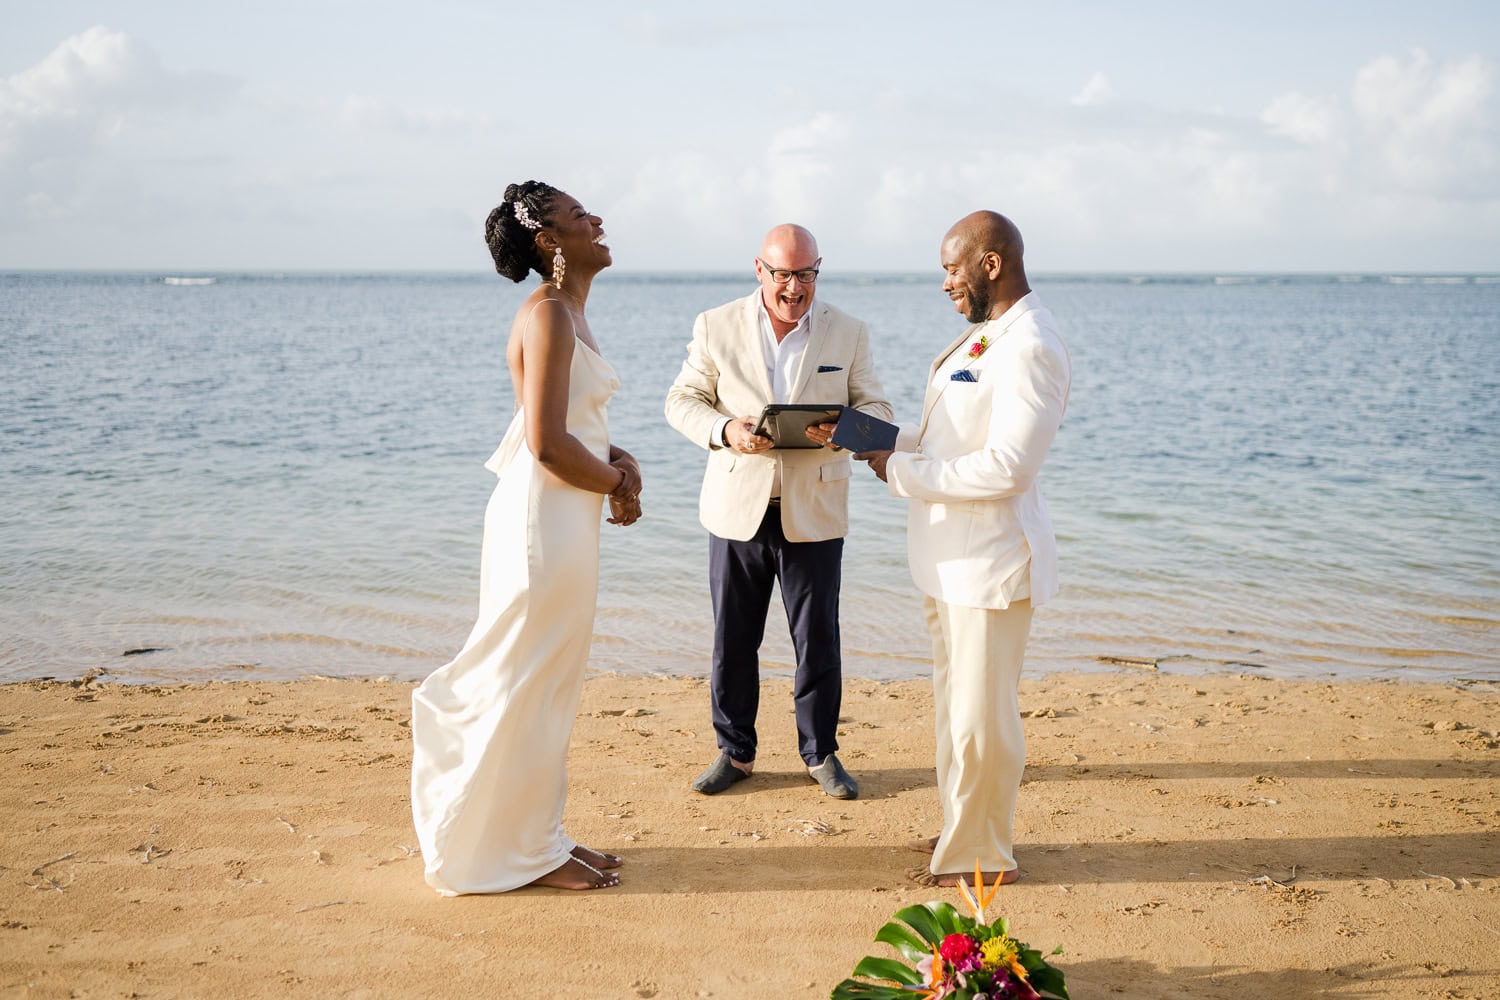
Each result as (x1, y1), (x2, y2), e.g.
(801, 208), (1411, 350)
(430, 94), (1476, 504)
(711, 292), (816, 434)
(759, 296), (814, 402)
(710, 293), (816, 501)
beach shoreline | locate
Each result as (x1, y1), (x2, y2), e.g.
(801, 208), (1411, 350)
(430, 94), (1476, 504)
(2, 670), (1496, 999)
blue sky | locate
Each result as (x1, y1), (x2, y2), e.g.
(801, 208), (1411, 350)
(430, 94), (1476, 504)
(3, 1), (1497, 271)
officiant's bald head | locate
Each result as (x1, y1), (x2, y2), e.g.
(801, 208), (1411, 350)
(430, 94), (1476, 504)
(755, 223), (822, 335)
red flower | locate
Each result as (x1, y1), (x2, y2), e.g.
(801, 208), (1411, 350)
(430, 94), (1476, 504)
(939, 933), (981, 970)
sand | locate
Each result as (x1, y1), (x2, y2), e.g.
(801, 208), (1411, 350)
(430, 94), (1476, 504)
(1, 669), (1496, 999)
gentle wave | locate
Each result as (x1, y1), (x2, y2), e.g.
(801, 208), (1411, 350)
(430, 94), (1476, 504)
(2, 270), (1496, 686)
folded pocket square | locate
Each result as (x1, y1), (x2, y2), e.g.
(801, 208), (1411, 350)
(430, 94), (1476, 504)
(950, 369), (978, 382)
(817, 365), (843, 373)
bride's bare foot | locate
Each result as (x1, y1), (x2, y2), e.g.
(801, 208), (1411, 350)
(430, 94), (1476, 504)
(906, 865), (1020, 888)
(571, 844), (623, 870)
(904, 835), (939, 854)
(527, 857), (619, 891)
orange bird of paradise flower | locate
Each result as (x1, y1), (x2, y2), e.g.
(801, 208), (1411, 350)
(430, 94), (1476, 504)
(956, 860), (1003, 923)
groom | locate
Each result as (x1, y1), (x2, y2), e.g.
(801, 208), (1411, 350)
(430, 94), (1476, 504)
(857, 210), (1071, 887)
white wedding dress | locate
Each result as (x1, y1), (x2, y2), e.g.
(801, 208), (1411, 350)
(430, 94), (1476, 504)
(410, 339), (619, 895)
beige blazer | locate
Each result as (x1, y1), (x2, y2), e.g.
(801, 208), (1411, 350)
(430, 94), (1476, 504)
(665, 293), (893, 542)
(885, 292), (1071, 609)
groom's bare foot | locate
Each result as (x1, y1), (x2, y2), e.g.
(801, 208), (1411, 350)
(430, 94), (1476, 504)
(905, 865), (1020, 888)
(571, 844), (623, 870)
(527, 857), (619, 891)
(904, 835), (939, 854)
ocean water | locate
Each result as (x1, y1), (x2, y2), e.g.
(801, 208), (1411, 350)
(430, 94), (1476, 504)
(2, 271), (1497, 686)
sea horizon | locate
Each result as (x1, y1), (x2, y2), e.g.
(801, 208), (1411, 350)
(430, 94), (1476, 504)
(6, 268), (1500, 280)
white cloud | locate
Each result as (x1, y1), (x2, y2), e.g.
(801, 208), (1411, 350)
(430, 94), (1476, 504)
(1249, 49), (1498, 218)
(866, 163), (943, 246)
(0, 26), (522, 266)
(894, 50), (1499, 266)
(2, 21), (1496, 272)
(1071, 71), (1117, 107)
(617, 10), (765, 46)
(596, 47), (1499, 272)
(1261, 91), (1341, 144)
(0, 27), (237, 227)
(0, 26), (233, 139)
(610, 151), (760, 259)
(1353, 49), (1490, 132)
(764, 113), (853, 224)
(1351, 49), (1498, 198)
(336, 95), (497, 135)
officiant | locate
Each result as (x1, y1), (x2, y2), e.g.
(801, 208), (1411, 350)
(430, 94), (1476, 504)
(664, 224), (892, 801)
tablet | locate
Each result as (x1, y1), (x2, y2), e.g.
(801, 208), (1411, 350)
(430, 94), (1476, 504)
(752, 404), (845, 449)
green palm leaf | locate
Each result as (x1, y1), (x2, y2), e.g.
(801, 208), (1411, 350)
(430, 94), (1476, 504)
(829, 979), (918, 1000)
(890, 903), (947, 944)
(1026, 964), (1070, 999)
(919, 901), (968, 937)
(849, 956), (923, 986)
(872, 921), (930, 963)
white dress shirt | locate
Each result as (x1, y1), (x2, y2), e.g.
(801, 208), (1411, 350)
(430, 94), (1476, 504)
(761, 300), (814, 403)
(712, 297), (815, 501)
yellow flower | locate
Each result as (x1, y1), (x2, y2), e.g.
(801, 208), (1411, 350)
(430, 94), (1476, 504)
(982, 935), (1029, 980)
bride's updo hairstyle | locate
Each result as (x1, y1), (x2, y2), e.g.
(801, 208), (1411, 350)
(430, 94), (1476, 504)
(484, 180), (563, 283)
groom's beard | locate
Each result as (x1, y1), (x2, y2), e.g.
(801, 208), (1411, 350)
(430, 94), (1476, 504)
(963, 284), (991, 324)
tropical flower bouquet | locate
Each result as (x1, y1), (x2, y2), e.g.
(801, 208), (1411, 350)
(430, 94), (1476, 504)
(831, 865), (1068, 1000)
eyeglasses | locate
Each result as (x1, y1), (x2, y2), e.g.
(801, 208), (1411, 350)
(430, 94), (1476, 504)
(758, 259), (820, 284)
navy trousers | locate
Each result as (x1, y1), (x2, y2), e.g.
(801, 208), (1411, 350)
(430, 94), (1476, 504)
(708, 504), (844, 767)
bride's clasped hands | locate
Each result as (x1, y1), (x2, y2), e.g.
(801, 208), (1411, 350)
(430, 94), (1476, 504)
(607, 450), (642, 526)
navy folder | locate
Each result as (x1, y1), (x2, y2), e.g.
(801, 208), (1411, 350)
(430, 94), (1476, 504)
(832, 408), (899, 453)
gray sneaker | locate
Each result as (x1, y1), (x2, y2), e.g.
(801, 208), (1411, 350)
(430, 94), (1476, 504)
(691, 753), (750, 795)
(808, 754), (858, 799)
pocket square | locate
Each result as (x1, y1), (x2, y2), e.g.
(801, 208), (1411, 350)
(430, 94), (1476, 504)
(817, 365), (843, 373)
(950, 369), (978, 382)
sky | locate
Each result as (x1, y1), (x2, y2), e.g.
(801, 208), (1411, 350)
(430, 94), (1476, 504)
(2, 1), (1498, 272)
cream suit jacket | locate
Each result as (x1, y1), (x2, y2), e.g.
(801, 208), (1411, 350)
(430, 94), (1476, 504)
(885, 292), (1071, 609)
(665, 293), (893, 543)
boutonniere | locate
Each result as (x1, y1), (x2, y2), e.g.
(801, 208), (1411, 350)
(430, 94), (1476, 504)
(968, 335), (991, 359)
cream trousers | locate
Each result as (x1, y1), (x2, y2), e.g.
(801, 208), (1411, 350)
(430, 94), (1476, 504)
(924, 594), (1034, 876)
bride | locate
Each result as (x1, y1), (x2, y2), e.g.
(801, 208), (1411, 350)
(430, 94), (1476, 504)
(410, 181), (641, 893)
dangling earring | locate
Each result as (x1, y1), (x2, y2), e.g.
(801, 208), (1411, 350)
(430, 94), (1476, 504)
(552, 246), (567, 290)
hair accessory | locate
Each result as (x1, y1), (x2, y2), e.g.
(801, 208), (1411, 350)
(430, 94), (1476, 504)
(552, 247), (567, 289)
(512, 199), (541, 230)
